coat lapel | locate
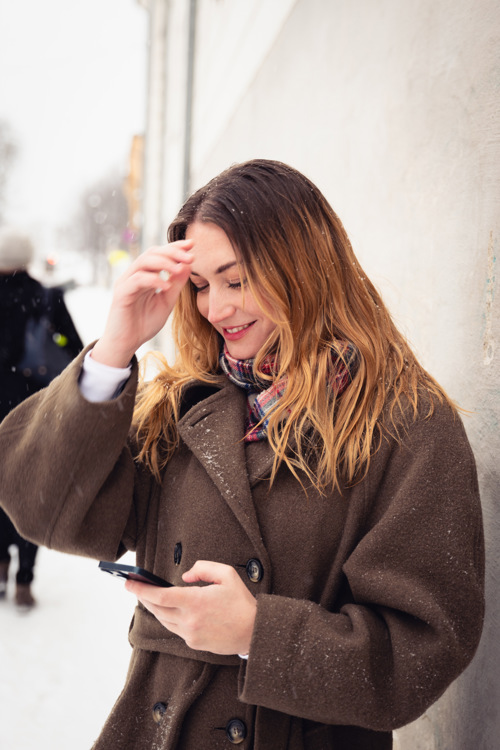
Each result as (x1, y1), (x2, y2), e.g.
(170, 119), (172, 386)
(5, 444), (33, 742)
(177, 381), (271, 562)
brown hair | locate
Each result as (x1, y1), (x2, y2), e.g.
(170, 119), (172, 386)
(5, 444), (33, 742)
(134, 159), (453, 492)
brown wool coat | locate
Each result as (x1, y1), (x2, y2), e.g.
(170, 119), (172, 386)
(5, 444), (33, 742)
(0, 348), (485, 750)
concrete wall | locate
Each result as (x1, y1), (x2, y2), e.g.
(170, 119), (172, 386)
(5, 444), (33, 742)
(148, 0), (500, 745)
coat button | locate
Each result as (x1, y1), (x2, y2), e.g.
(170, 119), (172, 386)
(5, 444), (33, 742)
(225, 718), (247, 744)
(174, 542), (182, 565)
(245, 558), (263, 583)
(152, 702), (167, 723)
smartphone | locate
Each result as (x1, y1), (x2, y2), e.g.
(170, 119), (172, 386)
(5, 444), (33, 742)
(98, 561), (173, 587)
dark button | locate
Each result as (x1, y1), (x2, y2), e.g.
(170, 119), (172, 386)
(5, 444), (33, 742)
(152, 702), (167, 723)
(226, 718), (247, 744)
(245, 558), (263, 583)
(174, 542), (182, 565)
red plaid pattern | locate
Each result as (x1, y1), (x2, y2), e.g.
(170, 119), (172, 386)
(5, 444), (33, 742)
(219, 343), (358, 441)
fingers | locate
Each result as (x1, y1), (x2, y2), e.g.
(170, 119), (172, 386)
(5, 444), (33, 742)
(116, 241), (194, 297)
(93, 240), (194, 365)
(124, 578), (180, 604)
(124, 580), (196, 637)
(124, 565), (256, 655)
(124, 240), (194, 279)
(182, 560), (232, 585)
(124, 562), (237, 599)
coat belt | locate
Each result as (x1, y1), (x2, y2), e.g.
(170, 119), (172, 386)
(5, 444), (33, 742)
(128, 605), (242, 667)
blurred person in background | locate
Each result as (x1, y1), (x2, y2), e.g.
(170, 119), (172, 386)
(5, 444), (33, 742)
(0, 227), (83, 608)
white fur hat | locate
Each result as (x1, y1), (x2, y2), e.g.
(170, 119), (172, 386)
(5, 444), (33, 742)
(0, 227), (35, 272)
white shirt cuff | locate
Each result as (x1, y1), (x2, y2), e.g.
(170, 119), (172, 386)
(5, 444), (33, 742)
(79, 350), (132, 402)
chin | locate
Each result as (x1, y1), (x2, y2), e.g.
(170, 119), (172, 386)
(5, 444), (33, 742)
(225, 342), (259, 360)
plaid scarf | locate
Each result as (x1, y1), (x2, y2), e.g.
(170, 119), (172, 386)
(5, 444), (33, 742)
(219, 342), (358, 441)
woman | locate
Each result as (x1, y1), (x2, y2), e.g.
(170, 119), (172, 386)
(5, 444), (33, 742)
(0, 160), (484, 749)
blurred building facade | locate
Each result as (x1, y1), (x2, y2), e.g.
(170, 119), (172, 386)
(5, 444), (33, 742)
(137, 1), (500, 747)
(123, 133), (144, 258)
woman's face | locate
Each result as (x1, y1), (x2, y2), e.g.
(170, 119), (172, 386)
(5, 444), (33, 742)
(185, 221), (277, 360)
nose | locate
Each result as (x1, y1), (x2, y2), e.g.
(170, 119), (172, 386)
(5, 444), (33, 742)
(207, 289), (236, 325)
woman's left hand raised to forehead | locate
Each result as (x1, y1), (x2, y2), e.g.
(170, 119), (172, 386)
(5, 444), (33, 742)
(125, 560), (257, 657)
(91, 240), (194, 368)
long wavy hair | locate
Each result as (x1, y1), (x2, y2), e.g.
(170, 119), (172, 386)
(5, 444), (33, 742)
(133, 159), (453, 493)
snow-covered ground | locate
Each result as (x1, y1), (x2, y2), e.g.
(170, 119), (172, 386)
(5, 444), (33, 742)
(0, 547), (137, 749)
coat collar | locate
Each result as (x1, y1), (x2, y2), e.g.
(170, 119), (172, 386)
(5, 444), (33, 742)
(177, 379), (274, 563)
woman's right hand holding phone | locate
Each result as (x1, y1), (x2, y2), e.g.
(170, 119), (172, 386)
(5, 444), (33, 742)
(91, 240), (194, 368)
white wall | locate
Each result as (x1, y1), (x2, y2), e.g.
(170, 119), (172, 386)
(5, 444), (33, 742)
(191, 0), (297, 172)
(150, 1), (500, 745)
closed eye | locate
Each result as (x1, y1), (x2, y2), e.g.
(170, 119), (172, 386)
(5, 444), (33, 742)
(191, 278), (247, 293)
(191, 280), (209, 293)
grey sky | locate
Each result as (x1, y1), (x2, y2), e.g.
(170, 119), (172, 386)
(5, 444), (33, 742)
(0, 0), (147, 253)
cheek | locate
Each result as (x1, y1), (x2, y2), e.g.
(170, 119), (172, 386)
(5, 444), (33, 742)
(263, 319), (278, 338)
(250, 297), (277, 336)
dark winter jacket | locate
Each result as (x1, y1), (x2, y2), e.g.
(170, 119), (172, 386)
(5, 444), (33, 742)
(0, 346), (485, 750)
(0, 271), (83, 420)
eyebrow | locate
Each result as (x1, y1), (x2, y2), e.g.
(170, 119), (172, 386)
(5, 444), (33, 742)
(190, 261), (238, 277)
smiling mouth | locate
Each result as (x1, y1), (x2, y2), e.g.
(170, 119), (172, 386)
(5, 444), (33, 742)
(224, 323), (254, 334)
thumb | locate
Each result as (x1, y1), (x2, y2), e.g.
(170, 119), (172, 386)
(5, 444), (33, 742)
(182, 560), (227, 585)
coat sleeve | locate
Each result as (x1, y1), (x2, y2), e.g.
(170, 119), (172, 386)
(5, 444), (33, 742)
(0, 346), (154, 560)
(238, 403), (485, 731)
